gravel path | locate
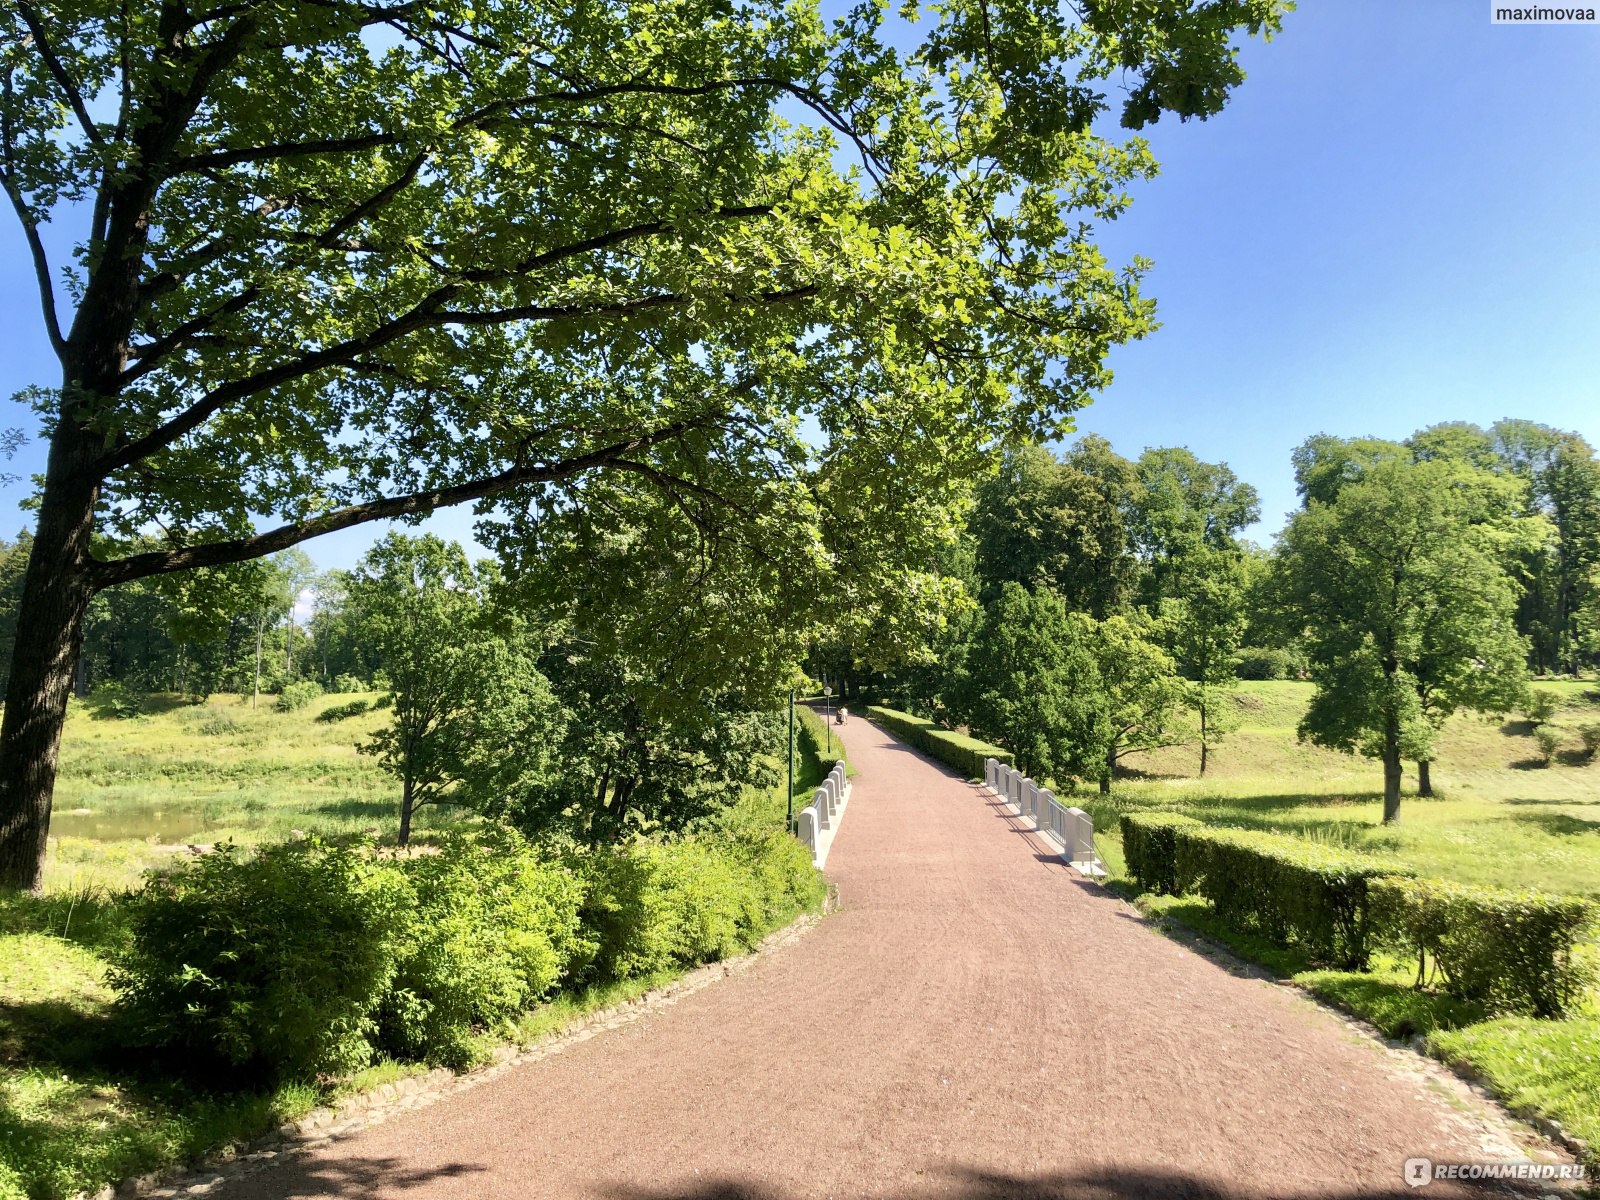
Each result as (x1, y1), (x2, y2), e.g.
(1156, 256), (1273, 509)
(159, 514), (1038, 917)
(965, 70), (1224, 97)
(225, 718), (1570, 1200)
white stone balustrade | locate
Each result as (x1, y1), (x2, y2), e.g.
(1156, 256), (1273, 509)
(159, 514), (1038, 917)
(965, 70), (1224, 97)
(794, 759), (854, 870)
(981, 757), (1107, 878)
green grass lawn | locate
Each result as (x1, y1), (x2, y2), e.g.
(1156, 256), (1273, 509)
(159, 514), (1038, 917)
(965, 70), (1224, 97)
(1106, 680), (1600, 895)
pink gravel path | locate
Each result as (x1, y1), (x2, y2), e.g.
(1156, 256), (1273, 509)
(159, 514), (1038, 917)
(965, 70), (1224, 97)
(222, 716), (1566, 1200)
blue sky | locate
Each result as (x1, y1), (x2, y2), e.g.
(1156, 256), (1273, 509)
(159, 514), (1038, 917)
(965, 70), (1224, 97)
(1077, 1), (1600, 539)
(1, 1), (1596, 565)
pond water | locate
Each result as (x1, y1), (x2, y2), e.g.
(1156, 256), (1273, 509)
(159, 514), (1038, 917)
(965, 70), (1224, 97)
(51, 806), (217, 843)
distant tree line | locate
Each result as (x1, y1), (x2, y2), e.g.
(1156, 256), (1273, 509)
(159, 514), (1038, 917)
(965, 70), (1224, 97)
(814, 419), (1600, 821)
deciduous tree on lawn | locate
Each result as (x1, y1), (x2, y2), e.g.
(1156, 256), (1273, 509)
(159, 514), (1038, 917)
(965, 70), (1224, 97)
(1274, 455), (1534, 822)
(0, 0), (1286, 888)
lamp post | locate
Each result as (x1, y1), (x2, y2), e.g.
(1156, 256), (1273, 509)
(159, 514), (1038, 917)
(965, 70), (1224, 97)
(786, 689), (795, 833)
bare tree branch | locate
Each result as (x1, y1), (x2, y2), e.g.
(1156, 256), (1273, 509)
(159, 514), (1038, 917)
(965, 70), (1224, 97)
(0, 172), (66, 358)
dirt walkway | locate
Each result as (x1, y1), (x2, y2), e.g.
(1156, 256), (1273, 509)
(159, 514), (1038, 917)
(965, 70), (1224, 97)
(224, 719), (1569, 1200)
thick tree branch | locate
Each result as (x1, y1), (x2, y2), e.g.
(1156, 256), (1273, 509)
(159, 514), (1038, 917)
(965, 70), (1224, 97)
(89, 415), (713, 587)
(102, 279), (814, 477)
(0, 172), (66, 358)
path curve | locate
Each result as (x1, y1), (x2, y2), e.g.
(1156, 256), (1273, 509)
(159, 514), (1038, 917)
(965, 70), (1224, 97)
(225, 717), (1567, 1200)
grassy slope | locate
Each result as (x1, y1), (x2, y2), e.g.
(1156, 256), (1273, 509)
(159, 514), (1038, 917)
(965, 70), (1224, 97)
(1108, 680), (1600, 895)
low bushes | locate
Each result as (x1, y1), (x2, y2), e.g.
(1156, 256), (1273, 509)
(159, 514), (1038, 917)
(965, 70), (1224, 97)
(115, 840), (414, 1081)
(316, 698), (370, 723)
(865, 706), (1012, 777)
(377, 831), (588, 1067)
(1232, 646), (1297, 680)
(1371, 877), (1595, 1018)
(1174, 826), (1397, 969)
(114, 828), (824, 1082)
(1120, 812), (1203, 896)
(575, 831), (821, 984)
(273, 680), (324, 713)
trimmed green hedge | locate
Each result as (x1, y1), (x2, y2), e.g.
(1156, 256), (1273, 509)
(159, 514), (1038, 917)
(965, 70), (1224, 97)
(1371, 876), (1596, 1018)
(1171, 825), (1400, 969)
(1120, 812), (1204, 896)
(866, 706), (1012, 777)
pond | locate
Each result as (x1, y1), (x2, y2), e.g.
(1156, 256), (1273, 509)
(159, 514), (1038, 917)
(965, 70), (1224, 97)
(50, 806), (217, 843)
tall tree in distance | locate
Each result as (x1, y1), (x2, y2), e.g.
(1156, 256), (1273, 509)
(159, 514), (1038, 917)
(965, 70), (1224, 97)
(0, 0), (1288, 888)
(1275, 455), (1532, 822)
(348, 534), (561, 846)
(971, 438), (1144, 616)
(957, 583), (1108, 785)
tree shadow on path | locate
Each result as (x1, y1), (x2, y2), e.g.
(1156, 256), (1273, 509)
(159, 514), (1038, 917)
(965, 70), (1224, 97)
(598, 1164), (1510, 1200)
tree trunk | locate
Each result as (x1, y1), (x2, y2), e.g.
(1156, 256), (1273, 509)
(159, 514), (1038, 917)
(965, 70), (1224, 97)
(0, 478), (100, 892)
(398, 773), (415, 847)
(253, 618), (263, 709)
(1417, 759), (1433, 798)
(1199, 699), (1210, 776)
(1099, 746), (1115, 795)
(1382, 715), (1403, 824)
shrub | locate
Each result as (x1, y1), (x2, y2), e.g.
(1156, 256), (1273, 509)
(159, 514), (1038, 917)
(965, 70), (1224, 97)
(1232, 647), (1294, 681)
(1534, 726), (1560, 766)
(1171, 825), (1401, 968)
(1120, 812), (1205, 895)
(332, 673), (366, 693)
(865, 706), (1012, 777)
(274, 680), (324, 713)
(86, 680), (143, 719)
(316, 698), (370, 723)
(1580, 723), (1600, 760)
(377, 831), (588, 1067)
(717, 829), (827, 929)
(573, 835), (823, 985)
(114, 839), (413, 1081)
(1371, 877), (1596, 1018)
(1525, 690), (1558, 725)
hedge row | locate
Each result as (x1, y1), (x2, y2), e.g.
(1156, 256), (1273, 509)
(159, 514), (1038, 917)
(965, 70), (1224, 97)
(1121, 813), (1597, 1015)
(1121, 814), (1402, 968)
(1371, 877), (1596, 1018)
(115, 827), (825, 1081)
(866, 706), (1012, 777)
(1120, 812), (1203, 897)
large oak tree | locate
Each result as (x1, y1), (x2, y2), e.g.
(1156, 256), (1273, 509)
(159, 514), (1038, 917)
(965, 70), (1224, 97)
(0, 0), (1284, 888)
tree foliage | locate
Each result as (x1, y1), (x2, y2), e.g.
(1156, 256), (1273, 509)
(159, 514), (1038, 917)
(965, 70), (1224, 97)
(0, 0), (1288, 887)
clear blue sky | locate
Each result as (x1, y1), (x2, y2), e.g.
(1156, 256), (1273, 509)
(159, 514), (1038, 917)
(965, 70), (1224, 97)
(1, 0), (1596, 565)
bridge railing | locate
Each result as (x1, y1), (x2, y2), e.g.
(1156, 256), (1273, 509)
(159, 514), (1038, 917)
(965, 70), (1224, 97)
(795, 760), (851, 869)
(983, 758), (1106, 878)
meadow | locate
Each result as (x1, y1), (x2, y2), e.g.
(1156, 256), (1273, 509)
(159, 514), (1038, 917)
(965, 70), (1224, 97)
(1093, 679), (1600, 895)
(41, 691), (469, 893)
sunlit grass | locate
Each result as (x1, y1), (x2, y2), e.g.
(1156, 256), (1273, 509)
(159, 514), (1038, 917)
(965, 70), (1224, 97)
(1105, 680), (1600, 896)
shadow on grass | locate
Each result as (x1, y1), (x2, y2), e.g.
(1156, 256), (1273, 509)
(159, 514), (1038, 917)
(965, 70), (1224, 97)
(0, 997), (127, 1070)
(1505, 811), (1600, 837)
(1501, 718), (1537, 737)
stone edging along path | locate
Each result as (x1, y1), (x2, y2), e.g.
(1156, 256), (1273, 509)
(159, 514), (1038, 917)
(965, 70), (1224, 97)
(76, 898), (833, 1200)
